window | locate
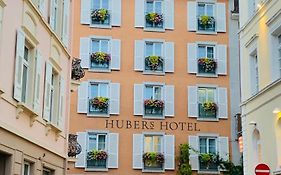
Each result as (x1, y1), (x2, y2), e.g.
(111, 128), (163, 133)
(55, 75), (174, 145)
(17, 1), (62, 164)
(49, 69), (60, 122)
(199, 137), (218, 171)
(197, 45), (216, 75)
(144, 85), (164, 117)
(50, 0), (58, 31)
(145, 0), (164, 29)
(91, 0), (110, 25)
(0, 5), (3, 35)
(23, 162), (31, 175)
(42, 168), (52, 175)
(249, 0), (256, 17)
(278, 35), (281, 77)
(145, 42), (163, 72)
(86, 133), (108, 169)
(90, 39), (110, 70)
(143, 135), (163, 170)
(250, 53), (259, 95)
(0, 153), (11, 175)
(197, 3), (215, 32)
(89, 82), (109, 115)
(198, 87), (217, 119)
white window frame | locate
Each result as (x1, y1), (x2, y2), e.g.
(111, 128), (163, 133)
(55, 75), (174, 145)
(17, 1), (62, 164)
(49, 69), (60, 123)
(22, 46), (30, 103)
(250, 52), (259, 95)
(90, 39), (111, 71)
(197, 87), (217, 119)
(86, 132), (108, 170)
(88, 82), (110, 117)
(197, 3), (215, 17)
(197, 45), (215, 59)
(23, 162), (31, 175)
(90, 0), (111, 28)
(199, 137), (218, 171)
(278, 35), (281, 77)
(197, 3), (215, 32)
(144, 41), (164, 73)
(144, 0), (164, 31)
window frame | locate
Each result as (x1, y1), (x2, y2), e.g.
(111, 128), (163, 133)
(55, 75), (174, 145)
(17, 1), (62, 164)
(90, 0), (111, 28)
(23, 162), (31, 175)
(90, 39), (111, 71)
(250, 51), (259, 95)
(144, 41), (164, 73)
(86, 132), (108, 170)
(88, 81), (110, 117)
(198, 137), (218, 171)
(143, 84), (164, 119)
(49, 68), (60, 123)
(144, 0), (165, 31)
(42, 168), (53, 175)
(197, 87), (218, 119)
(197, 3), (216, 32)
(197, 44), (217, 76)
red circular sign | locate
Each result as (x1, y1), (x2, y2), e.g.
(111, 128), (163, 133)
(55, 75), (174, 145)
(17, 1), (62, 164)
(255, 164), (270, 175)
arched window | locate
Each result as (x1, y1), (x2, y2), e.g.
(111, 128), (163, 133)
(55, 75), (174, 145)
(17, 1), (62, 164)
(252, 129), (261, 164)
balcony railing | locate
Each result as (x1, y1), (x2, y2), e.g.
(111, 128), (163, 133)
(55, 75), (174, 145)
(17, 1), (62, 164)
(68, 134), (82, 157)
(87, 159), (107, 169)
(198, 103), (217, 119)
(144, 107), (163, 116)
(199, 157), (219, 172)
(197, 18), (216, 32)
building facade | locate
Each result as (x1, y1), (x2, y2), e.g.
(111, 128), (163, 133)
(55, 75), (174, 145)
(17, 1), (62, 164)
(0, 0), (71, 174)
(239, 0), (281, 174)
(68, 0), (235, 174)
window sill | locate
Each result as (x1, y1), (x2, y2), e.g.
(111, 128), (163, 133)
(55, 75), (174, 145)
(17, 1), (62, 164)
(197, 118), (219, 122)
(143, 115), (165, 120)
(142, 169), (165, 173)
(90, 24), (112, 29)
(87, 114), (110, 118)
(198, 170), (220, 174)
(143, 71), (165, 76)
(196, 31), (217, 35)
(16, 102), (39, 126)
(88, 69), (111, 73)
(144, 27), (165, 33)
(85, 168), (108, 172)
(196, 74), (218, 78)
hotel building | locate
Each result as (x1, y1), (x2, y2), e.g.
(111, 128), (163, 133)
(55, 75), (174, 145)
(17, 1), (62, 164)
(68, 0), (239, 174)
(0, 0), (72, 174)
(239, 0), (281, 174)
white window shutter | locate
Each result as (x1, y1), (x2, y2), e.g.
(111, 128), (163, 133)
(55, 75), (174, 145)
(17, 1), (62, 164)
(164, 135), (175, 170)
(50, 0), (56, 30)
(187, 2), (197, 31)
(218, 137), (229, 161)
(43, 62), (52, 121)
(133, 134), (143, 169)
(216, 3), (226, 32)
(111, 39), (121, 70)
(108, 133), (119, 168)
(80, 37), (90, 68)
(58, 76), (65, 129)
(188, 135), (199, 170)
(109, 83), (120, 115)
(80, 0), (91, 24)
(14, 29), (25, 102)
(134, 40), (144, 71)
(164, 0), (174, 30)
(75, 132), (87, 168)
(218, 87), (228, 119)
(77, 81), (89, 113)
(164, 85), (174, 117)
(217, 44), (227, 75)
(164, 42), (174, 73)
(134, 84), (144, 116)
(135, 0), (145, 27)
(33, 50), (42, 113)
(111, 0), (121, 26)
(62, 0), (70, 47)
(188, 86), (198, 118)
(187, 43), (197, 73)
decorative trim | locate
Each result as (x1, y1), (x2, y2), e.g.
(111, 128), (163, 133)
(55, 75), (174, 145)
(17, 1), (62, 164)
(143, 82), (165, 86)
(266, 9), (281, 26)
(197, 133), (219, 137)
(86, 130), (109, 134)
(142, 132), (165, 136)
(196, 0), (217, 3)
(22, 26), (39, 45)
(245, 34), (259, 48)
(144, 39), (165, 43)
(90, 35), (112, 40)
(0, 0), (6, 7)
(16, 102), (39, 120)
(49, 57), (62, 72)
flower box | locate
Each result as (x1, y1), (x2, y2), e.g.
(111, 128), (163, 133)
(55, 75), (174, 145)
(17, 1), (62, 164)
(145, 13), (163, 25)
(143, 152), (164, 170)
(87, 150), (108, 169)
(198, 58), (217, 74)
(145, 56), (163, 71)
(89, 97), (109, 113)
(91, 9), (109, 24)
(198, 16), (215, 31)
(199, 153), (220, 171)
(144, 99), (164, 116)
(199, 102), (217, 118)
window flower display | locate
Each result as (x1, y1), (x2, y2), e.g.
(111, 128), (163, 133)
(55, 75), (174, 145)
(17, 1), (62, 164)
(146, 13), (163, 25)
(91, 9), (109, 23)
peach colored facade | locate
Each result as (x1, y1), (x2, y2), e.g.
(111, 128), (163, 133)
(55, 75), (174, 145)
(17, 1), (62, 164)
(68, 0), (234, 175)
(0, 0), (71, 174)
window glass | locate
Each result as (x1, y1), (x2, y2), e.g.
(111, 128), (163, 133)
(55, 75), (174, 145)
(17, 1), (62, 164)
(146, 1), (153, 12)
(90, 84), (98, 97)
(153, 136), (161, 152)
(154, 43), (162, 56)
(92, 40), (99, 52)
(145, 86), (153, 99)
(278, 35), (281, 44)
(89, 135), (97, 150)
(198, 4), (205, 16)
(99, 83), (108, 97)
(198, 46), (205, 58)
(22, 66), (28, 102)
(155, 1), (162, 13)
(144, 135), (162, 152)
(199, 138), (207, 153)
(24, 47), (29, 61)
(102, 0), (109, 9)
(209, 139), (216, 153)
(100, 40), (108, 52)
(206, 4), (213, 16)
(198, 88), (215, 103)
(207, 47), (214, 58)
(24, 163), (30, 175)
(154, 86), (161, 99)
(93, 0), (100, 9)
(98, 135), (106, 150)
(144, 136), (153, 152)
(146, 43), (153, 56)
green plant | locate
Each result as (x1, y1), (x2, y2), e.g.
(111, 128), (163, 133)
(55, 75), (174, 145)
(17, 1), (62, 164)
(145, 56), (163, 70)
(199, 15), (215, 26)
(87, 150), (108, 160)
(178, 144), (192, 175)
(143, 152), (164, 166)
(220, 156), (244, 175)
(91, 9), (109, 22)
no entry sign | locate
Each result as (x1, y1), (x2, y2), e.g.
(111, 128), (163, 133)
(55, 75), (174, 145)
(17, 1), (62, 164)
(255, 164), (270, 175)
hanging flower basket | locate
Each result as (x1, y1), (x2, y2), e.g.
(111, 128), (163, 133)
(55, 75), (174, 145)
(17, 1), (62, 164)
(87, 150), (108, 160)
(91, 52), (111, 65)
(146, 13), (163, 25)
(198, 58), (217, 73)
(89, 97), (109, 111)
(91, 9), (109, 23)
(199, 15), (215, 26)
(145, 56), (163, 71)
(202, 102), (217, 112)
(143, 152), (164, 167)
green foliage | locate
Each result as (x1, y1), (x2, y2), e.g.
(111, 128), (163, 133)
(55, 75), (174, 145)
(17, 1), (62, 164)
(178, 144), (192, 175)
(220, 157), (244, 175)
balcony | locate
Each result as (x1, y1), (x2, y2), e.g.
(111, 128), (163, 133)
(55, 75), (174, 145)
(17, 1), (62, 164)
(198, 103), (217, 119)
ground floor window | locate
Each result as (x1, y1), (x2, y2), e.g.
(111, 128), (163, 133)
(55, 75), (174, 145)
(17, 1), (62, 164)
(0, 152), (11, 175)
(199, 137), (218, 171)
(23, 162), (31, 175)
(43, 168), (53, 175)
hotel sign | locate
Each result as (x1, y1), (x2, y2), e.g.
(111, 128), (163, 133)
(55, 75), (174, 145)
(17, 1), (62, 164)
(105, 120), (201, 131)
